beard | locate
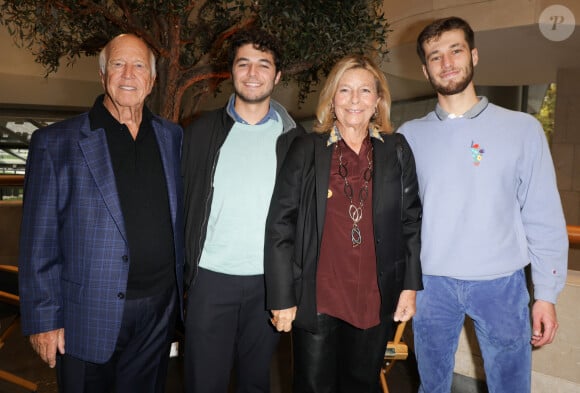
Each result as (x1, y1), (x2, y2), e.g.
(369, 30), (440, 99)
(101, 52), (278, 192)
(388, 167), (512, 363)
(427, 58), (474, 96)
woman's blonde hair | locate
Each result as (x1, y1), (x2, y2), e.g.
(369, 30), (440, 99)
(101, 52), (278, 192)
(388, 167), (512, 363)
(313, 54), (392, 134)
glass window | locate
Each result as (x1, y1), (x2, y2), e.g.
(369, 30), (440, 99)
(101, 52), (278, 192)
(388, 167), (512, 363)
(0, 108), (82, 199)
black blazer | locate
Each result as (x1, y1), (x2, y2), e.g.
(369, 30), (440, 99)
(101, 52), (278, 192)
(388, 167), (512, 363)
(264, 131), (422, 332)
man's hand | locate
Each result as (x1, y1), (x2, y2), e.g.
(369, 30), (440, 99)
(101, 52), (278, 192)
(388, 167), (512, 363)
(394, 290), (417, 322)
(270, 307), (297, 332)
(531, 300), (558, 347)
(29, 328), (65, 368)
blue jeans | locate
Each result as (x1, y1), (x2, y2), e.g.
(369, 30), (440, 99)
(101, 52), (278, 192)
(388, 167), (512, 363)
(413, 270), (531, 393)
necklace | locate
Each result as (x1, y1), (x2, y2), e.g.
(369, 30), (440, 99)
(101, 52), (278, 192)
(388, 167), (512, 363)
(337, 141), (373, 247)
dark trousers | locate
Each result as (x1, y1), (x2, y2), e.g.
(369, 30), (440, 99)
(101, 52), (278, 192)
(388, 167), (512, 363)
(184, 268), (280, 393)
(292, 313), (391, 393)
(56, 285), (178, 393)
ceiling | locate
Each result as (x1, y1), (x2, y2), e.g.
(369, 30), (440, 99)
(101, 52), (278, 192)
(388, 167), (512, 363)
(0, 7), (579, 116)
(270, 20), (580, 115)
(381, 22), (580, 101)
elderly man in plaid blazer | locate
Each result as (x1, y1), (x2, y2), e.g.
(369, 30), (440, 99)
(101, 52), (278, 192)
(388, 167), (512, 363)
(18, 34), (183, 393)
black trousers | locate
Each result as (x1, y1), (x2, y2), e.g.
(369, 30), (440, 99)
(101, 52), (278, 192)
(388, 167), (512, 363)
(184, 268), (280, 393)
(292, 313), (392, 393)
(56, 285), (178, 393)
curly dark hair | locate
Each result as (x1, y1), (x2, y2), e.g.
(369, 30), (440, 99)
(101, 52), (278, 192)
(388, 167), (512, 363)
(227, 27), (283, 72)
(416, 17), (474, 65)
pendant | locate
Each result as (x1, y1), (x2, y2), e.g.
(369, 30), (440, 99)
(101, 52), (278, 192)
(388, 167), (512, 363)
(349, 204), (362, 223)
(352, 225), (362, 247)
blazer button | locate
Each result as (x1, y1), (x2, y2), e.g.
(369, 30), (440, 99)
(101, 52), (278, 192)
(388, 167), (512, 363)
(122, 255), (129, 262)
(117, 292), (125, 299)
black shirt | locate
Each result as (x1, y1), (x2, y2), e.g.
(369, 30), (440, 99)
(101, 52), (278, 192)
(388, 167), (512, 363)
(89, 95), (175, 299)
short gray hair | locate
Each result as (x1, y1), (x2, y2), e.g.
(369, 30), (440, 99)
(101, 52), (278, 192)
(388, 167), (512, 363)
(98, 36), (157, 78)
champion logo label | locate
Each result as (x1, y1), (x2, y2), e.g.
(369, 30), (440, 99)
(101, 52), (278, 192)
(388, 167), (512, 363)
(470, 141), (485, 166)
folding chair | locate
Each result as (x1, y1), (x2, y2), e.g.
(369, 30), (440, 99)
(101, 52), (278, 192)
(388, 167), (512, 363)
(379, 320), (408, 393)
(0, 264), (38, 392)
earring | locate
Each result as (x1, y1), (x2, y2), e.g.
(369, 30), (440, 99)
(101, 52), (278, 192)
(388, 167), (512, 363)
(371, 107), (378, 120)
(331, 104), (336, 120)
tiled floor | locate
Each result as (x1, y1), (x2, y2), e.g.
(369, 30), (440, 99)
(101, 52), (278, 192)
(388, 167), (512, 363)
(0, 316), (420, 393)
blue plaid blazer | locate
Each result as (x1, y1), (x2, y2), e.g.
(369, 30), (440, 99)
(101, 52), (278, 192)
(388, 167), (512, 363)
(18, 111), (184, 363)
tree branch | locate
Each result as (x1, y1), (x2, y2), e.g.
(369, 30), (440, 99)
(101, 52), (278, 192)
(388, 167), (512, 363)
(172, 70), (230, 121)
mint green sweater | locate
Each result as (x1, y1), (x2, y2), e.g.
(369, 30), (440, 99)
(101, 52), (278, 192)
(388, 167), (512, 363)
(199, 117), (282, 275)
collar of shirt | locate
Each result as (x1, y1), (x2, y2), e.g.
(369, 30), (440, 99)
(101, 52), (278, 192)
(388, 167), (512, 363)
(226, 94), (279, 125)
(435, 96), (489, 120)
(326, 124), (384, 146)
(89, 94), (153, 131)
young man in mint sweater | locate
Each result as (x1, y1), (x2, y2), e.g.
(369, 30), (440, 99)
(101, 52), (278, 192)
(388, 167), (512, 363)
(181, 28), (305, 393)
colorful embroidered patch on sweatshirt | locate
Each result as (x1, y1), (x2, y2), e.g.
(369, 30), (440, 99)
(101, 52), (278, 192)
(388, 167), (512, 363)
(470, 141), (485, 166)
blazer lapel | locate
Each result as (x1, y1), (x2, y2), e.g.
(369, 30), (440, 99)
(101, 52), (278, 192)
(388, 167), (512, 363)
(314, 136), (332, 243)
(371, 138), (386, 212)
(78, 124), (127, 243)
(152, 120), (178, 226)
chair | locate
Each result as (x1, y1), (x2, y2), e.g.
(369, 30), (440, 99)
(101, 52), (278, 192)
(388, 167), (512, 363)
(380, 320), (408, 393)
(0, 264), (38, 392)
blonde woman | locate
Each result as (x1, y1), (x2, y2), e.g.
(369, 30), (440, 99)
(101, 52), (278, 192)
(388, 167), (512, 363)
(265, 54), (423, 392)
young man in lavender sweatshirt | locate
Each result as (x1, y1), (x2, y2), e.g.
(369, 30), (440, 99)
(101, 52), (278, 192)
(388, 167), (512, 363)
(398, 16), (568, 393)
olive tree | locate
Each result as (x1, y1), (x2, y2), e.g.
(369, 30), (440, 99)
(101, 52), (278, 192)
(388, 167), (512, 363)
(0, 0), (389, 122)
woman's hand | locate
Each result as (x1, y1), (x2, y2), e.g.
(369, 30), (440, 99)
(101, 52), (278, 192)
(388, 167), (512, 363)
(393, 290), (417, 322)
(270, 307), (297, 332)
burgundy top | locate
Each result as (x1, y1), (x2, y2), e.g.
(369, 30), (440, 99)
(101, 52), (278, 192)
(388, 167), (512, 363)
(316, 137), (381, 329)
